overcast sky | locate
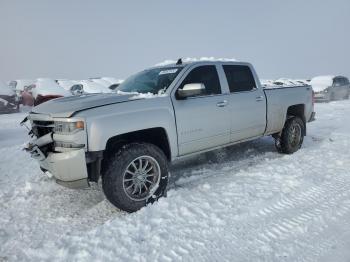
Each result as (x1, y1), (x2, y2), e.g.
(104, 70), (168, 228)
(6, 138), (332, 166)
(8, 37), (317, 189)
(0, 0), (349, 81)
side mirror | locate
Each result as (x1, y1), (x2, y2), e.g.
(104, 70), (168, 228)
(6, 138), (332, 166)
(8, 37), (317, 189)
(177, 83), (205, 99)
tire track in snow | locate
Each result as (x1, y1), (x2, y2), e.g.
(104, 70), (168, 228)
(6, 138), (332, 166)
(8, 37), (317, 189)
(225, 175), (350, 261)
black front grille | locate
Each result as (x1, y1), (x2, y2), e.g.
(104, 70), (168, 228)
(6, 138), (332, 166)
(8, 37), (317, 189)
(31, 120), (55, 156)
(32, 120), (54, 137)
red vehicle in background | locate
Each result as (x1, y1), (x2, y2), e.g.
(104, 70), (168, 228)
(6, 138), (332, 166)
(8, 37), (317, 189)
(29, 78), (71, 106)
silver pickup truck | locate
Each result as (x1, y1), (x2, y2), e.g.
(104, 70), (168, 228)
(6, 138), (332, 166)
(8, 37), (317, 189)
(23, 60), (315, 212)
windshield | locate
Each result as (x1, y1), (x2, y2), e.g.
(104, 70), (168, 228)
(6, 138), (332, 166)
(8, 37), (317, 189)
(117, 66), (184, 94)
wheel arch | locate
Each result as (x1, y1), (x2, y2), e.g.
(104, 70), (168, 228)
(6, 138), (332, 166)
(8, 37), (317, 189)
(104, 127), (172, 161)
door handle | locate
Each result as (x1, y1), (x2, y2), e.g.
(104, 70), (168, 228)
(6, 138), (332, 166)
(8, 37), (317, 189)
(216, 100), (228, 107)
(256, 96), (264, 102)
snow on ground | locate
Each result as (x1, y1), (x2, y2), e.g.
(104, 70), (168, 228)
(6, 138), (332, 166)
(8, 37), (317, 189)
(1, 101), (350, 261)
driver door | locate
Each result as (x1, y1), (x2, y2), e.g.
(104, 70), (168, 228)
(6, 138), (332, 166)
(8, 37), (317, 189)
(171, 65), (231, 155)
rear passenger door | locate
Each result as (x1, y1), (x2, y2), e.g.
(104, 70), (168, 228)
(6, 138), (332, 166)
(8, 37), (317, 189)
(221, 64), (267, 142)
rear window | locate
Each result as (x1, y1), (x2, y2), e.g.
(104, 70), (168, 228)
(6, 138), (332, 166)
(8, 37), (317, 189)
(223, 65), (256, 92)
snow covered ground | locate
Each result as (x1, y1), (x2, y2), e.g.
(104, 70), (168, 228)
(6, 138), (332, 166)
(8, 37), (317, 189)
(1, 101), (350, 261)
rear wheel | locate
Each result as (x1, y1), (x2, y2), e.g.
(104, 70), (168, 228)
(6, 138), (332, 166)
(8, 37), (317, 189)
(275, 116), (305, 154)
(102, 143), (169, 212)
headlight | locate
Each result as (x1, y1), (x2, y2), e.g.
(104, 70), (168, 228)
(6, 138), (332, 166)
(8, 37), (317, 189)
(54, 121), (84, 134)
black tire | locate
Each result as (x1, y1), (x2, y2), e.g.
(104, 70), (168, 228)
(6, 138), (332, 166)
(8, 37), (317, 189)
(102, 143), (169, 213)
(275, 116), (305, 154)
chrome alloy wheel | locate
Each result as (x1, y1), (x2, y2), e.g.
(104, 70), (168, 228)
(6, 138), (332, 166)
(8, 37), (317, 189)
(122, 155), (161, 201)
(288, 122), (302, 147)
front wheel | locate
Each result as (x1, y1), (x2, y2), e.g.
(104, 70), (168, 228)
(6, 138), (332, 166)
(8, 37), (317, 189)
(102, 143), (169, 213)
(275, 116), (305, 154)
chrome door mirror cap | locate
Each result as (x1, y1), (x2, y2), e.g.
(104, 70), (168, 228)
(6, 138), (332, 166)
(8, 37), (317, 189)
(177, 83), (205, 98)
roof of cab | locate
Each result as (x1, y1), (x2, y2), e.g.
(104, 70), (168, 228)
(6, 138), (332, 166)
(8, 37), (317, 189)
(152, 58), (250, 70)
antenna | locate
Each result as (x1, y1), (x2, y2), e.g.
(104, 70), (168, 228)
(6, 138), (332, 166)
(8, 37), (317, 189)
(176, 58), (182, 65)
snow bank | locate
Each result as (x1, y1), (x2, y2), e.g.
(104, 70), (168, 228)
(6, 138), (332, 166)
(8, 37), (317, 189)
(155, 57), (237, 66)
(32, 78), (71, 99)
(0, 80), (15, 96)
(310, 75), (334, 92)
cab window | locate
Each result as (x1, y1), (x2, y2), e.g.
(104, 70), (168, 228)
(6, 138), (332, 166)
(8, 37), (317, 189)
(223, 65), (256, 92)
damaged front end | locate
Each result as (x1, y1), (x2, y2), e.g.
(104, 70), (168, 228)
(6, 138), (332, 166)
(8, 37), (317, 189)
(21, 114), (90, 189)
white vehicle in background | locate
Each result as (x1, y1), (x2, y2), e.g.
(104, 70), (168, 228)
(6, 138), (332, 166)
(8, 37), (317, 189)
(273, 78), (299, 87)
(56, 79), (83, 95)
(260, 79), (275, 88)
(8, 79), (34, 105)
(90, 77), (123, 91)
(311, 75), (350, 102)
(102, 77), (123, 90)
(294, 79), (310, 86)
(8, 79), (34, 96)
(90, 78), (112, 88)
(80, 80), (113, 94)
(32, 78), (71, 105)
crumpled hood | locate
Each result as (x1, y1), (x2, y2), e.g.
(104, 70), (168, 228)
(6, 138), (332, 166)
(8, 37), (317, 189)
(31, 93), (135, 117)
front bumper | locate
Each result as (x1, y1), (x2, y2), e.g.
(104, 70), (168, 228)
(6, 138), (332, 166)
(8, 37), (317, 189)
(33, 147), (89, 189)
(23, 113), (89, 189)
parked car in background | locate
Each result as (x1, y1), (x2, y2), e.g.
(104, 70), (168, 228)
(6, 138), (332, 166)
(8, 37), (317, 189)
(90, 78), (113, 88)
(311, 75), (349, 102)
(56, 79), (83, 95)
(80, 80), (112, 93)
(90, 77), (123, 91)
(32, 78), (71, 106)
(8, 79), (34, 105)
(102, 77), (123, 90)
(260, 79), (275, 88)
(294, 79), (310, 86)
(0, 81), (18, 113)
(273, 78), (299, 87)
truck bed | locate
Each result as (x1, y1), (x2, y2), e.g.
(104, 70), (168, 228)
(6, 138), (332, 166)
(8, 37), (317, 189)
(263, 85), (314, 135)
